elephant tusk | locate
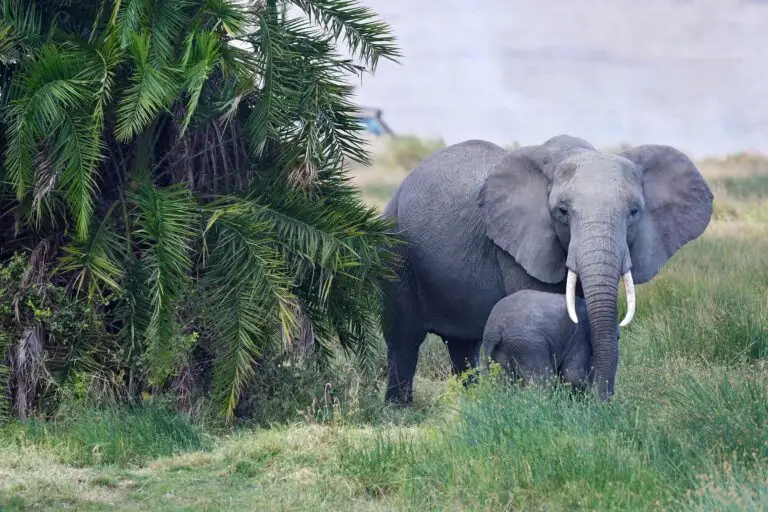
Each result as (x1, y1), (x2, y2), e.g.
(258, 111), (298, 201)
(619, 270), (636, 327)
(566, 269), (578, 324)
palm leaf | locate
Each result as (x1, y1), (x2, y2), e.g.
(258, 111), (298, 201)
(4, 44), (92, 199)
(4, 44), (104, 238)
(290, 0), (401, 70)
(245, 4), (299, 156)
(57, 201), (125, 302)
(132, 180), (198, 386)
(54, 111), (105, 240)
(0, 0), (45, 61)
(179, 30), (221, 136)
(115, 31), (181, 142)
(245, 186), (398, 371)
(202, 200), (298, 419)
(201, 0), (249, 37)
(116, 0), (148, 49)
(80, 26), (124, 128)
(148, 0), (191, 65)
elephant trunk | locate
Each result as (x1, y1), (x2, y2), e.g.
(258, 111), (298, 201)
(566, 267), (635, 327)
(566, 223), (629, 400)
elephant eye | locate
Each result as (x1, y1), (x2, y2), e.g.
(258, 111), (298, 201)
(630, 207), (640, 217)
(558, 206), (569, 217)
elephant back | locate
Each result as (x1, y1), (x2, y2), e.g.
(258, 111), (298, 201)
(388, 139), (507, 238)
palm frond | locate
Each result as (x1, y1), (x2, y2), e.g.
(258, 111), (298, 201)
(115, 31), (181, 142)
(0, 0), (46, 61)
(0, 22), (15, 64)
(246, 12), (374, 186)
(201, 0), (249, 37)
(57, 202), (125, 302)
(245, 3), (299, 156)
(148, 0), (191, 65)
(202, 200), (298, 419)
(54, 111), (105, 240)
(116, 0), (149, 50)
(290, 0), (401, 70)
(80, 27), (124, 128)
(4, 44), (91, 200)
(112, 253), (153, 372)
(287, 38), (371, 169)
(251, 184), (398, 274)
(133, 181), (198, 386)
(245, 186), (399, 370)
(179, 30), (222, 136)
(4, 43), (104, 238)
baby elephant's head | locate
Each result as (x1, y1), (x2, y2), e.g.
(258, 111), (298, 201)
(483, 290), (616, 391)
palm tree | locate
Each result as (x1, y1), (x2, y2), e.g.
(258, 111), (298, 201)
(0, 0), (401, 420)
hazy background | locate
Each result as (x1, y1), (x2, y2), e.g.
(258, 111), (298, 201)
(352, 0), (768, 158)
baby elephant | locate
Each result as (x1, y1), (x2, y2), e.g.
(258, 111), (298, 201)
(481, 290), (620, 390)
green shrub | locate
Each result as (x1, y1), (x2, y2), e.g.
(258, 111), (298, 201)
(0, 253), (116, 422)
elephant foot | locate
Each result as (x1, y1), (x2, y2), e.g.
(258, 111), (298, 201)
(384, 391), (413, 407)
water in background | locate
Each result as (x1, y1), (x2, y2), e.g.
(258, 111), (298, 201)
(353, 0), (768, 158)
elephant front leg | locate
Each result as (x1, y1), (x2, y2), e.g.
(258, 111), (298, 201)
(384, 342), (423, 406)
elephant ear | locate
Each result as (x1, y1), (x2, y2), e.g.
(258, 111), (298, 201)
(621, 145), (714, 284)
(478, 148), (566, 284)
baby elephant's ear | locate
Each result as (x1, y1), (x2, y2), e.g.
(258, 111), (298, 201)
(481, 330), (511, 373)
(478, 147), (566, 284)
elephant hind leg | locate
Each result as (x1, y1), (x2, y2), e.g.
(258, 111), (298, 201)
(446, 338), (483, 387)
(446, 338), (482, 374)
(383, 266), (427, 406)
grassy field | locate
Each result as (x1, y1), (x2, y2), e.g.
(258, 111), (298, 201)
(2, 137), (768, 511)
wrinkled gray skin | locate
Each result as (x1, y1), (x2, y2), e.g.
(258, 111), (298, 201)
(482, 290), (620, 390)
(381, 135), (713, 404)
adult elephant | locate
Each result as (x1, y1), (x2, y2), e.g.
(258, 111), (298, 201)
(380, 135), (713, 404)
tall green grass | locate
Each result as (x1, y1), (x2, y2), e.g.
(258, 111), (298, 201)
(718, 173), (768, 199)
(337, 369), (768, 511)
(620, 236), (768, 366)
(2, 403), (211, 467)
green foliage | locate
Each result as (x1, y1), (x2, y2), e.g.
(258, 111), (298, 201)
(0, 0), (401, 420)
(4, 401), (211, 466)
(0, 252), (112, 422)
(133, 181), (198, 387)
